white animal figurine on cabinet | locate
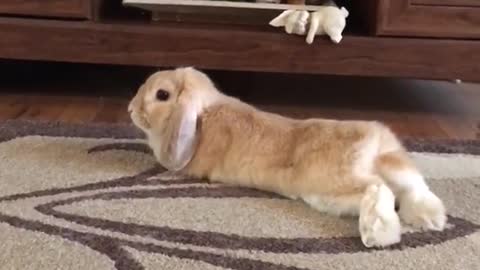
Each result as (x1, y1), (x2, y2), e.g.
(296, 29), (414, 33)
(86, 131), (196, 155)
(306, 5), (349, 44)
(269, 4), (349, 44)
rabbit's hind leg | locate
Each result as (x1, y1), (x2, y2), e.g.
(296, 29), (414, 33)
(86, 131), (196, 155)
(359, 184), (401, 248)
(301, 175), (383, 217)
(376, 151), (446, 231)
(302, 178), (401, 248)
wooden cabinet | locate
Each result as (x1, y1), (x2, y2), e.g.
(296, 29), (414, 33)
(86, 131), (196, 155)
(0, 0), (91, 19)
(371, 0), (480, 38)
(0, 0), (478, 81)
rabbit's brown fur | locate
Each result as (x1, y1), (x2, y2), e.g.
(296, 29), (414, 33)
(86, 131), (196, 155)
(189, 102), (393, 199)
(129, 67), (447, 248)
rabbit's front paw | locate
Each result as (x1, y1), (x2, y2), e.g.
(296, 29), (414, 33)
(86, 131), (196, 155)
(399, 189), (446, 231)
(359, 184), (401, 248)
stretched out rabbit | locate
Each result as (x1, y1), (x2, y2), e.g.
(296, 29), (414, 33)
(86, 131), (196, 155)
(128, 67), (446, 248)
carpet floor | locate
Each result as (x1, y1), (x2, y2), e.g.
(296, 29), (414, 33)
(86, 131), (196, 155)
(0, 120), (479, 270)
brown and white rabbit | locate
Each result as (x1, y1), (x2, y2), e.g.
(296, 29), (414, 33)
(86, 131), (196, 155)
(128, 67), (446, 248)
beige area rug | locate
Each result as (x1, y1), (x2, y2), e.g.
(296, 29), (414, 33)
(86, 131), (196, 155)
(0, 120), (479, 270)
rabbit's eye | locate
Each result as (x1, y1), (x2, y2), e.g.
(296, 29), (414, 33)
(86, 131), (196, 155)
(156, 90), (170, 101)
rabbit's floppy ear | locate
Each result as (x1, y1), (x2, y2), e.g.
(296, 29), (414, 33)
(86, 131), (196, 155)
(161, 98), (198, 171)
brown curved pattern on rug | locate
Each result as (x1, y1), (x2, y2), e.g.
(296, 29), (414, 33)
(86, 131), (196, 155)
(0, 120), (480, 270)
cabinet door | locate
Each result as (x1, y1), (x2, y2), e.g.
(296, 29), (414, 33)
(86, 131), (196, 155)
(0, 0), (91, 19)
(374, 0), (480, 38)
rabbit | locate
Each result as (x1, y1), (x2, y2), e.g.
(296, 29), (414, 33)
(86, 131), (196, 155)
(128, 67), (447, 248)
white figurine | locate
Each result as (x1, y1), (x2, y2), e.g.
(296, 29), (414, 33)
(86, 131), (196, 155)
(306, 6), (349, 44)
(269, 5), (349, 44)
(269, 9), (310, 35)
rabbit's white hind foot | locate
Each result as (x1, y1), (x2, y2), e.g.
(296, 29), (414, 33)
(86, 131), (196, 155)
(398, 188), (446, 231)
(359, 184), (401, 248)
(374, 151), (446, 231)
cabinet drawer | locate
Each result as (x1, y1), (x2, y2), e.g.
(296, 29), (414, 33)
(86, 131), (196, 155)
(0, 0), (91, 19)
(372, 0), (480, 38)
